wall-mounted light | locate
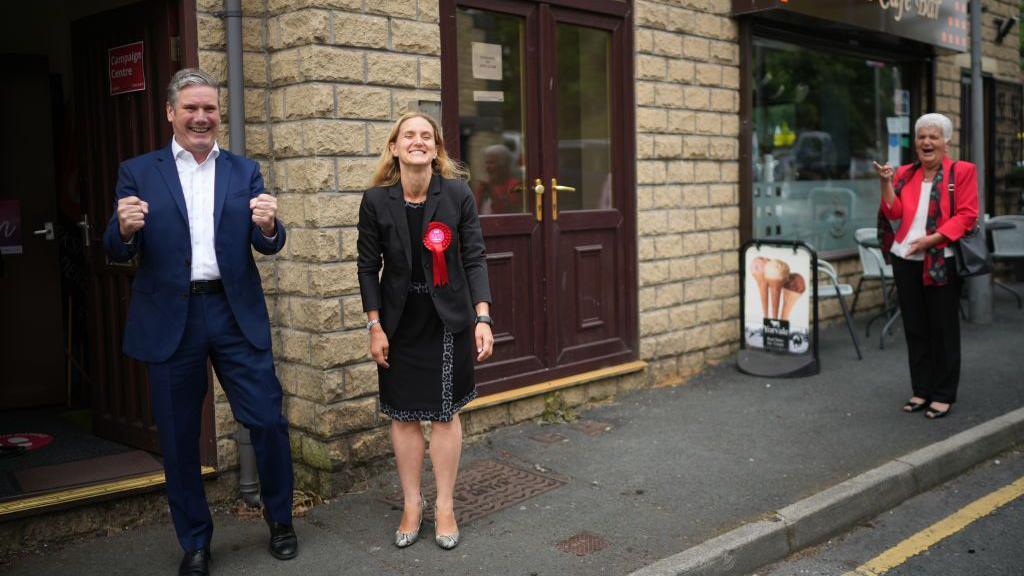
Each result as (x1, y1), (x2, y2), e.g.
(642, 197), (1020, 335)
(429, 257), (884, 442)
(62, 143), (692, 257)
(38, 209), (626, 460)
(993, 16), (1018, 45)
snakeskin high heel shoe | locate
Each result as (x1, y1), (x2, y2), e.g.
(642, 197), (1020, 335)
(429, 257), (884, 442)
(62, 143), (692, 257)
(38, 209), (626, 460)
(434, 504), (460, 550)
(435, 531), (460, 550)
(394, 498), (425, 548)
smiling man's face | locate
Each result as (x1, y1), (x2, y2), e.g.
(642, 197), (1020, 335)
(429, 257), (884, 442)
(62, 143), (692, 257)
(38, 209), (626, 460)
(915, 125), (946, 167)
(167, 85), (220, 162)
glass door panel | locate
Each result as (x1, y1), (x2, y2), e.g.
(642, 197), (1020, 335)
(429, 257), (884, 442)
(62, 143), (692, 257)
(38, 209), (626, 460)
(457, 8), (528, 216)
(555, 24), (612, 212)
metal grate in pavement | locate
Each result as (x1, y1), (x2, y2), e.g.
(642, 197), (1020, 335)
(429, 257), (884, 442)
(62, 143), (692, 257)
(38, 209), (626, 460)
(555, 531), (609, 556)
(530, 431), (569, 444)
(571, 419), (615, 437)
(380, 459), (565, 525)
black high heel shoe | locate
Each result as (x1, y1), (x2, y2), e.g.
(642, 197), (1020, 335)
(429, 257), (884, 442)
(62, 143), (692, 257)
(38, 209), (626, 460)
(902, 399), (928, 413)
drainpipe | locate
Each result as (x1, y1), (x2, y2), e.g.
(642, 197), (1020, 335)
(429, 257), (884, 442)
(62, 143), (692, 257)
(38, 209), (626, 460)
(233, 428), (261, 506)
(225, 0), (245, 154)
(966, 0), (993, 323)
(224, 0), (260, 506)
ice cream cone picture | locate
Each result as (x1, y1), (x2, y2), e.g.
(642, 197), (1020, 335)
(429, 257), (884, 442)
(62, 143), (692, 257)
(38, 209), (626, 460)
(751, 257), (770, 319)
(780, 273), (806, 321)
(763, 259), (791, 319)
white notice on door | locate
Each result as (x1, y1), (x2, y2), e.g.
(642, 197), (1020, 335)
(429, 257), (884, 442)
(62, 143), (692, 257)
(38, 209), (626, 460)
(472, 42), (502, 80)
(473, 91), (504, 102)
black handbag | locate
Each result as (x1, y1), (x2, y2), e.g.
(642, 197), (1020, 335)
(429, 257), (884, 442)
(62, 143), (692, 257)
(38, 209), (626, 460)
(947, 162), (992, 278)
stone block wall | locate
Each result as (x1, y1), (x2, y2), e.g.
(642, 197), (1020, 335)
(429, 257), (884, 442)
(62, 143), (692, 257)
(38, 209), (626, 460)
(634, 0), (743, 385)
(188, 0), (1021, 498)
(935, 0), (1022, 158)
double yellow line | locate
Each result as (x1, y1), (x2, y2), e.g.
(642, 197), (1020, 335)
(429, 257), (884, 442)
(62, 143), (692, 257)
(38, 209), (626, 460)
(843, 475), (1024, 576)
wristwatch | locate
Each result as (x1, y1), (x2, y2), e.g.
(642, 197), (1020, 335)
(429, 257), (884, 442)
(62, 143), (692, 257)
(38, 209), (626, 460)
(475, 315), (493, 326)
(366, 319), (381, 332)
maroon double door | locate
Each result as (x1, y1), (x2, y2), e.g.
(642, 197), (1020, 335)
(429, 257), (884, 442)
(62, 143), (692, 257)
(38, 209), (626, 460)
(441, 0), (638, 395)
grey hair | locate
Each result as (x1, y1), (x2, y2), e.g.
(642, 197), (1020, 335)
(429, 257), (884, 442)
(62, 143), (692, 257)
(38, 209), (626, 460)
(166, 68), (219, 106)
(914, 113), (953, 143)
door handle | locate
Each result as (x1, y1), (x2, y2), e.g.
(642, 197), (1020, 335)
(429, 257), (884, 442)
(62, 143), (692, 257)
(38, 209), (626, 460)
(33, 221), (55, 241)
(77, 214), (91, 247)
(551, 179), (575, 220)
(533, 178), (545, 222)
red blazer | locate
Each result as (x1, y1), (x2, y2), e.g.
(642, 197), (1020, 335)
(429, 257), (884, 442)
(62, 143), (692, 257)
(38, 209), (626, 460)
(880, 157), (979, 246)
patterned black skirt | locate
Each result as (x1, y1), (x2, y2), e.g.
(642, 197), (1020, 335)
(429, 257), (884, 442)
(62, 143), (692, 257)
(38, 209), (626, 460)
(378, 282), (477, 422)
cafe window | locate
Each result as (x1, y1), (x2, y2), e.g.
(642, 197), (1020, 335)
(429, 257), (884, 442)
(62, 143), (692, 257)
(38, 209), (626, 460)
(751, 37), (914, 255)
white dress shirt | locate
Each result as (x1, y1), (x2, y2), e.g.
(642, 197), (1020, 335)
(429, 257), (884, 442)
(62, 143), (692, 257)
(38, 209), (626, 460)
(891, 181), (954, 261)
(172, 137), (221, 280)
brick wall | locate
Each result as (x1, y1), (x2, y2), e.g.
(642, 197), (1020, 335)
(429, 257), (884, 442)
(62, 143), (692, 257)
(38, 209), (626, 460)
(935, 0), (1022, 159)
(634, 0), (743, 385)
(191, 0), (1022, 498)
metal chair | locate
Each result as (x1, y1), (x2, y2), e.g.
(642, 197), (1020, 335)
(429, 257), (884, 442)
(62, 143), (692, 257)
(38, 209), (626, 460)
(989, 215), (1024, 309)
(852, 227), (899, 348)
(816, 259), (863, 360)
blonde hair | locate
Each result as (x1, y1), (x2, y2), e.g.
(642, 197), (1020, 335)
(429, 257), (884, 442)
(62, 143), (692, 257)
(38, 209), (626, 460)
(369, 112), (469, 187)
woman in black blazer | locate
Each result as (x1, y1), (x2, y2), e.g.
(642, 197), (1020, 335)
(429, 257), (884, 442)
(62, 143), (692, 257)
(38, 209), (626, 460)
(357, 112), (493, 550)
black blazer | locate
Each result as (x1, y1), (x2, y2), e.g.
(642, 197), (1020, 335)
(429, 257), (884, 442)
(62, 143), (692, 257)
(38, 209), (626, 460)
(357, 175), (492, 336)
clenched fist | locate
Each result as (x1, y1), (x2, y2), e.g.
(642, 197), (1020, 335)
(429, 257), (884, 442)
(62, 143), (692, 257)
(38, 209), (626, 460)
(118, 196), (148, 241)
(250, 194), (277, 236)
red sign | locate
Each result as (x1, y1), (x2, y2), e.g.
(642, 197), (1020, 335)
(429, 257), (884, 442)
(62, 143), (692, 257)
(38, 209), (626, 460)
(108, 41), (146, 96)
(0, 433), (53, 452)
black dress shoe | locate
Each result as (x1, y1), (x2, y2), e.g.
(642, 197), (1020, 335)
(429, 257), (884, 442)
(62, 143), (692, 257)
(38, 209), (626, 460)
(266, 518), (298, 560)
(178, 548), (210, 576)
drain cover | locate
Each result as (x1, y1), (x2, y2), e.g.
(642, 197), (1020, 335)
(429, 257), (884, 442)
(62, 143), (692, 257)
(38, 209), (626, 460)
(556, 531), (609, 556)
(571, 419), (614, 436)
(530, 432), (568, 444)
(381, 459), (565, 524)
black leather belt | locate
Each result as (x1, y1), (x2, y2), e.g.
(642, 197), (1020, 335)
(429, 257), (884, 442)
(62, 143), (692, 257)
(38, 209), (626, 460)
(190, 279), (224, 294)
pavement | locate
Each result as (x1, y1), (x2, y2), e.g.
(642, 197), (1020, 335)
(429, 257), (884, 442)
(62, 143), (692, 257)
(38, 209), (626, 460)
(3, 288), (1024, 576)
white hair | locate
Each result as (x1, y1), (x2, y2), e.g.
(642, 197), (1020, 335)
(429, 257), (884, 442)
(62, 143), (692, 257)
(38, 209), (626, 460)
(914, 113), (953, 143)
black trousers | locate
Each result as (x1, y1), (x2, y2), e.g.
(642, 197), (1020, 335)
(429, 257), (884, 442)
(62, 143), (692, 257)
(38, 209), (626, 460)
(891, 256), (962, 403)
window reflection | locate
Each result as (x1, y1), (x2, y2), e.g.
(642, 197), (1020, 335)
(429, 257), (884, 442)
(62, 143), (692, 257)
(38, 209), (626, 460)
(752, 38), (912, 253)
(457, 8), (527, 216)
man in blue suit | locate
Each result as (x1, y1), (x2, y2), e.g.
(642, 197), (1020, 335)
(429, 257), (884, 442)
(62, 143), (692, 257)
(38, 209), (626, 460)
(104, 68), (296, 576)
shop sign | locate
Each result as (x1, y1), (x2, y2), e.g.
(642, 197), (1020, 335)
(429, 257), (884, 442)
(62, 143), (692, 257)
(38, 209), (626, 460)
(0, 200), (21, 255)
(108, 41), (146, 95)
(732, 0), (969, 52)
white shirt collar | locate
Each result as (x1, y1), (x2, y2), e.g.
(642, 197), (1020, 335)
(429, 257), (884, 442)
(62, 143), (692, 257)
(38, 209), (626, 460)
(171, 137), (220, 164)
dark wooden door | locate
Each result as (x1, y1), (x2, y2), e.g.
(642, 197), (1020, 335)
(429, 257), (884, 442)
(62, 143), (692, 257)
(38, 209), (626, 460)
(73, 0), (214, 462)
(544, 7), (635, 369)
(443, 0), (636, 395)
(0, 56), (66, 409)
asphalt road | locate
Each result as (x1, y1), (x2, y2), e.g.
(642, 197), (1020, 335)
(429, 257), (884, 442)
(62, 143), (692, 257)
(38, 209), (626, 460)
(758, 448), (1024, 576)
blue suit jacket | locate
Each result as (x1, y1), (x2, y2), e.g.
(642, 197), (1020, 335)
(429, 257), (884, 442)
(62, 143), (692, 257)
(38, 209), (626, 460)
(103, 145), (285, 364)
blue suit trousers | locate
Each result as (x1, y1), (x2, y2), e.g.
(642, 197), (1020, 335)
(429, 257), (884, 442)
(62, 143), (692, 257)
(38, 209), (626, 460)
(148, 291), (293, 553)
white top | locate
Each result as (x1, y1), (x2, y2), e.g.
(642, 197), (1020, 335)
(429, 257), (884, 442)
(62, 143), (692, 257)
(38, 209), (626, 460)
(890, 181), (954, 261)
(172, 137), (221, 281)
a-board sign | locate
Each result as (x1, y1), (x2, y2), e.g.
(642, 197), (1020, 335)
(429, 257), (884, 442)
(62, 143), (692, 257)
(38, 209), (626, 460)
(737, 240), (820, 377)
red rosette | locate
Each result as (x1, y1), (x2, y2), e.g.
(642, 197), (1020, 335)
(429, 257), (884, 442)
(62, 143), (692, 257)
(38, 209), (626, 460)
(423, 221), (453, 287)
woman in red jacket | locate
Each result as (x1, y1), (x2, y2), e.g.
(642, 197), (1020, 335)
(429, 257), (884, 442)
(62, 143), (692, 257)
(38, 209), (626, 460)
(874, 113), (978, 419)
